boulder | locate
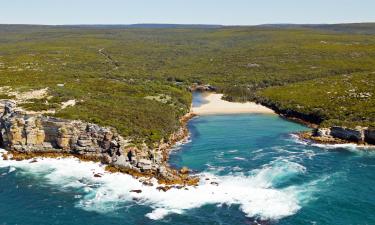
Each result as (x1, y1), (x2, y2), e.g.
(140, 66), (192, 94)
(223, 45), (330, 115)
(179, 166), (190, 174)
(142, 181), (153, 186)
(156, 186), (172, 192)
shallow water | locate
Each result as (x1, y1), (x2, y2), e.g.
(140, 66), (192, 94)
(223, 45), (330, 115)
(192, 91), (209, 107)
(1, 114), (375, 224)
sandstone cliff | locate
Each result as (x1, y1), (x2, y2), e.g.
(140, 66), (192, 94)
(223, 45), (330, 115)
(0, 100), (198, 185)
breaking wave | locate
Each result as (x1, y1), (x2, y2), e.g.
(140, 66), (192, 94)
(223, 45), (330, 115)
(289, 133), (375, 150)
(0, 149), (321, 221)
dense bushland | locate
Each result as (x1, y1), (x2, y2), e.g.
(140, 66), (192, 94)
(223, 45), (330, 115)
(0, 24), (374, 143)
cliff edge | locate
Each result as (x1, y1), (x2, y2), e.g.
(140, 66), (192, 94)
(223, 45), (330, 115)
(0, 100), (198, 186)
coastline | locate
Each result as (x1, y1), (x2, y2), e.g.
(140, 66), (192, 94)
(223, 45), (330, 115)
(188, 92), (370, 147)
(2, 90), (373, 191)
(298, 130), (375, 147)
(0, 91), (278, 186)
(0, 100), (199, 188)
(256, 97), (375, 147)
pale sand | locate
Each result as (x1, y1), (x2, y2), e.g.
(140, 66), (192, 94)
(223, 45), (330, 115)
(192, 93), (274, 115)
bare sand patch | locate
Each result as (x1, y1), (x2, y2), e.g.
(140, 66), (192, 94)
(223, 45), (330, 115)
(192, 93), (274, 115)
(61, 99), (77, 109)
(12, 88), (49, 101)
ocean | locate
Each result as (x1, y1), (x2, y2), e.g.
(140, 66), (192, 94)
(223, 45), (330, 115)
(0, 102), (374, 224)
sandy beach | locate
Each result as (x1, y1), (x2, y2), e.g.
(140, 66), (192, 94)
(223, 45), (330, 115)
(192, 93), (275, 115)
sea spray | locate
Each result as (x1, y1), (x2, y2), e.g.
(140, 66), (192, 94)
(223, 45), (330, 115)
(0, 149), (320, 221)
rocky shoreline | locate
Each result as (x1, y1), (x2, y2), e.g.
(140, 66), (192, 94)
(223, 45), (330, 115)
(1, 90), (373, 190)
(0, 100), (199, 187)
(298, 126), (375, 146)
(256, 98), (375, 146)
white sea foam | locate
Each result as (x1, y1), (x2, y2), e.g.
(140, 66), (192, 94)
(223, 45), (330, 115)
(173, 137), (192, 148)
(8, 166), (16, 173)
(312, 143), (375, 151)
(252, 148), (264, 154)
(0, 149), (315, 221)
(228, 149), (238, 153)
(289, 133), (375, 152)
(233, 157), (246, 161)
(251, 159), (306, 188)
(289, 134), (309, 145)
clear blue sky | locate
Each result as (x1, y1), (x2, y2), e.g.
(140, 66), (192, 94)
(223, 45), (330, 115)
(1, 0), (374, 25)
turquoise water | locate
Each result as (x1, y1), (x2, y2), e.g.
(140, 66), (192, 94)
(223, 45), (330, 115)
(1, 105), (375, 224)
(170, 115), (375, 224)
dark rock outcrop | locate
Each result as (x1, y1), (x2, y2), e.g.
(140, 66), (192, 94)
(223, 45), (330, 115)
(308, 126), (375, 145)
(365, 128), (375, 144)
(330, 126), (365, 143)
(188, 84), (217, 92)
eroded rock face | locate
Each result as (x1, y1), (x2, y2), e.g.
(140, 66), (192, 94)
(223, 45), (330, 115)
(0, 101), (199, 185)
(313, 126), (375, 144)
(0, 100), (195, 184)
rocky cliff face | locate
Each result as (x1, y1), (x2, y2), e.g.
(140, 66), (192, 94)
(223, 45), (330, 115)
(308, 126), (375, 145)
(0, 100), (198, 185)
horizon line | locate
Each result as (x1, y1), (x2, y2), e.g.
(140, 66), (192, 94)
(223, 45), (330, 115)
(1, 22), (375, 27)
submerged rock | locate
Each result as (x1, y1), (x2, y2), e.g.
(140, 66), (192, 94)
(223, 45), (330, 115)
(156, 186), (172, 192)
(29, 158), (38, 163)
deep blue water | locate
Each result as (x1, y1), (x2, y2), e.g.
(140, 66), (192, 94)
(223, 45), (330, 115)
(1, 103), (375, 224)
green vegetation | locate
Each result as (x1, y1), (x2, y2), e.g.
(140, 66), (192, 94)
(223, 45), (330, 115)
(259, 73), (375, 128)
(0, 24), (374, 144)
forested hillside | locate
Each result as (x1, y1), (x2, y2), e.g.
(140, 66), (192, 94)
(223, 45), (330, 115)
(0, 24), (374, 144)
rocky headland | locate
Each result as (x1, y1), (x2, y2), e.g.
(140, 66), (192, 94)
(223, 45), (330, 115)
(0, 100), (198, 187)
(255, 99), (375, 146)
(299, 126), (375, 145)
